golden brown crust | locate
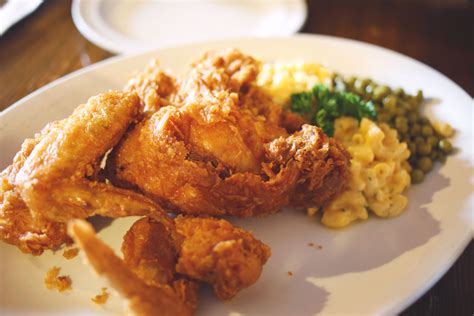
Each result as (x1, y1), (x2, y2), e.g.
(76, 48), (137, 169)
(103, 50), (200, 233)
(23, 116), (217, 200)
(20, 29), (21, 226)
(107, 49), (351, 217)
(122, 217), (199, 311)
(91, 287), (109, 305)
(1, 91), (177, 254)
(175, 216), (271, 300)
(0, 132), (70, 255)
(62, 247), (79, 259)
(68, 220), (194, 316)
(125, 59), (178, 112)
(44, 266), (72, 292)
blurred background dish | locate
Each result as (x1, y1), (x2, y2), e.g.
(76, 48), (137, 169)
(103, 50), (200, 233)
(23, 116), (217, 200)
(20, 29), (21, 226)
(71, 0), (308, 54)
(0, 0), (42, 34)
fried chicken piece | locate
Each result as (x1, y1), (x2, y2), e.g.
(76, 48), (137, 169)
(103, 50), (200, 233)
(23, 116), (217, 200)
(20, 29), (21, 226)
(125, 59), (178, 112)
(70, 214), (269, 315)
(68, 220), (193, 316)
(174, 216), (271, 300)
(107, 49), (351, 217)
(1, 91), (177, 254)
(1, 127), (70, 255)
(121, 217), (199, 311)
(265, 125), (351, 207)
(122, 216), (269, 302)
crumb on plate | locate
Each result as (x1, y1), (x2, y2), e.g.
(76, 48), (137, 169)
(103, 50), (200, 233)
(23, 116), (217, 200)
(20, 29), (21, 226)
(308, 242), (323, 250)
(287, 271), (293, 276)
(62, 247), (79, 259)
(91, 287), (109, 305)
(44, 266), (72, 292)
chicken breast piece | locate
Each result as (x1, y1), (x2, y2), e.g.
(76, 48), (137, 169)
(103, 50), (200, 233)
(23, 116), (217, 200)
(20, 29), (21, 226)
(107, 49), (351, 217)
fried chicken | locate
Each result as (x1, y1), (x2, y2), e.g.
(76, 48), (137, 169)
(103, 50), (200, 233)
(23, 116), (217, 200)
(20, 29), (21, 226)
(1, 91), (176, 254)
(123, 215), (270, 301)
(107, 49), (351, 216)
(121, 217), (199, 311)
(69, 215), (271, 315)
(68, 220), (194, 316)
(174, 215), (271, 300)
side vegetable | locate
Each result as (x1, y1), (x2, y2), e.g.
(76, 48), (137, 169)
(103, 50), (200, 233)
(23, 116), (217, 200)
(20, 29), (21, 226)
(332, 75), (455, 184)
(290, 84), (376, 136)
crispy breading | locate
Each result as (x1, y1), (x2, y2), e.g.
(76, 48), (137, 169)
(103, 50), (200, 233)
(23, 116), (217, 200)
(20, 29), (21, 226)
(107, 49), (351, 217)
(1, 92), (177, 254)
(122, 217), (199, 311)
(125, 59), (178, 112)
(122, 215), (271, 302)
(62, 247), (79, 259)
(175, 216), (271, 300)
(68, 220), (193, 316)
(44, 266), (72, 292)
(0, 130), (69, 255)
(91, 287), (109, 305)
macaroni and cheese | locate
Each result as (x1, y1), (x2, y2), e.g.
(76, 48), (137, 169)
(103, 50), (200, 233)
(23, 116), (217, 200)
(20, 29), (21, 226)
(320, 117), (411, 228)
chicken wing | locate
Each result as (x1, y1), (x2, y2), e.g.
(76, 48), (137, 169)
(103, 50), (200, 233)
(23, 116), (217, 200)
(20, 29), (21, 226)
(1, 92), (176, 254)
(107, 49), (351, 217)
(69, 215), (270, 314)
(68, 220), (194, 316)
(123, 215), (270, 301)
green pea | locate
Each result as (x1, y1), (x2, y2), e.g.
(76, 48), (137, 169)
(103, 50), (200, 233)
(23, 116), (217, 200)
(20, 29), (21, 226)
(334, 79), (346, 92)
(395, 119), (409, 133)
(409, 156), (418, 167)
(411, 169), (424, 184)
(383, 95), (398, 112)
(421, 125), (433, 136)
(395, 116), (407, 127)
(354, 78), (370, 94)
(417, 157), (433, 172)
(427, 136), (439, 147)
(408, 142), (417, 154)
(394, 87), (405, 97)
(406, 97), (419, 111)
(419, 117), (429, 125)
(407, 112), (418, 124)
(395, 107), (406, 116)
(438, 153), (447, 163)
(415, 136), (425, 145)
(439, 139), (453, 154)
(417, 143), (432, 155)
(416, 90), (424, 103)
(372, 85), (391, 101)
(411, 124), (421, 136)
(377, 113), (392, 122)
(365, 83), (376, 95)
(344, 76), (356, 87)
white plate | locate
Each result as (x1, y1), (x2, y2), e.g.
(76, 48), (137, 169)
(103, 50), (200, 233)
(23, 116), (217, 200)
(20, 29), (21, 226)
(71, 0), (307, 54)
(0, 0), (42, 34)
(0, 36), (472, 315)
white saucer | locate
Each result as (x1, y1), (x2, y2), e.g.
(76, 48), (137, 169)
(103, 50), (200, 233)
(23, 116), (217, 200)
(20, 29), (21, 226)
(71, 0), (307, 54)
(0, 0), (42, 35)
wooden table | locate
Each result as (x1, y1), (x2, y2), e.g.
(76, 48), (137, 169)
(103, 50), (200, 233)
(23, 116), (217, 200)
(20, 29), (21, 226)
(0, 0), (472, 314)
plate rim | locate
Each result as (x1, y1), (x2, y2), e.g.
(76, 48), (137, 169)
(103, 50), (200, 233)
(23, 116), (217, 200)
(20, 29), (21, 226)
(2, 34), (472, 119)
(1, 34), (472, 314)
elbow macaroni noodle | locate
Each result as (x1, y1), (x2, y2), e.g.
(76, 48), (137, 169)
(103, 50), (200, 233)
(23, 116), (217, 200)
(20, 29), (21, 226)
(320, 117), (411, 228)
